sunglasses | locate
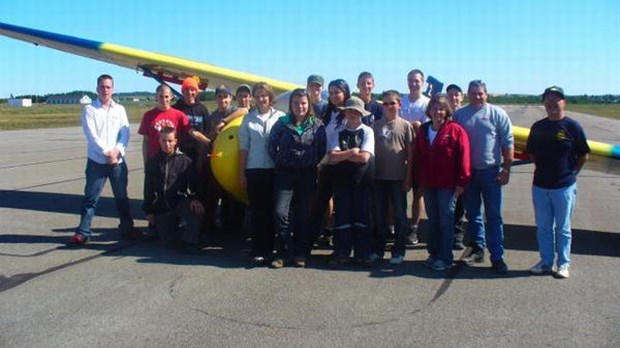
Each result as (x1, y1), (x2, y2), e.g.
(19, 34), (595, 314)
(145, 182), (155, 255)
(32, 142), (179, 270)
(382, 101), (398, 106)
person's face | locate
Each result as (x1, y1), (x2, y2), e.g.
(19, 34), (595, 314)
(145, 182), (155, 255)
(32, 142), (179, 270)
(328, 86), (346, 106)
(467, 86), (488, 108)
(97, 78), (114, 103)
(429, 102), (448, 125)
(159, 131), (177, 155)
(357, 77), (374, 96)
(307, 82), (322, 101)
(216, 92), (231, 110)
(344, 109), (362, 123)
(182, 87), (198, 102)
(291, 94), (309, 119)
(254, 89), (271, 111)
(382, 95), (401, 117)
(236, 91), (252, 108)
(447, 89), (463, 110)
(157, 88), (173, 109)
(407, 73), (424, 94)
(543, 93), (565, 117)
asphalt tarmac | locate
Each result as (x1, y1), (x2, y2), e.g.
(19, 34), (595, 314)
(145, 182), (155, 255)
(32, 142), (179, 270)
(1, 106), (618, 348)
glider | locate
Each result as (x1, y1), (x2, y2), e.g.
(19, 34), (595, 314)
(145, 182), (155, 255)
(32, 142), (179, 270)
(1, 22), (618, 200)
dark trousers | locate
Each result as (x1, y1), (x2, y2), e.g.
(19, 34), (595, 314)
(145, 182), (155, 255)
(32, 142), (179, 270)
(155, 198), (203, 246)
(246, 169), (275, 258)
(333, 182), (371, 259)
(273, 170), (317, 260)
(373, 180), (408, 257)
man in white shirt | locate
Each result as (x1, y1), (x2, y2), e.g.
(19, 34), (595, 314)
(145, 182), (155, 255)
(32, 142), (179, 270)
(399, 69), (430, 244)
(69, 74), (138, 245)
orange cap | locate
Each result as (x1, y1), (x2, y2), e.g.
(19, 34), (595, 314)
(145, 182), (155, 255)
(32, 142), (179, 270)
(181, 77), (200, 91)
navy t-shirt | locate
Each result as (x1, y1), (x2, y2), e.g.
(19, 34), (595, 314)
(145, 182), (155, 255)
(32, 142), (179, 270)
(526, 117), (590, 189)
(362, 99), (384, 126)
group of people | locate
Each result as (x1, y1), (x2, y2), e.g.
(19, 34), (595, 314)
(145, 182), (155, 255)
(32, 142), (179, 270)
(69, 71), (590, 279)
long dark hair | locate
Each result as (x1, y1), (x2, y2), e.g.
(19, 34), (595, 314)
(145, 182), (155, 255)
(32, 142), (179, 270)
(323, 79), (351, 125)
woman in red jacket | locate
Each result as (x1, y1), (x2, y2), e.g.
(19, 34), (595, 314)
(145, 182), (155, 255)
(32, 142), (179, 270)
(412, 95), (471, 271)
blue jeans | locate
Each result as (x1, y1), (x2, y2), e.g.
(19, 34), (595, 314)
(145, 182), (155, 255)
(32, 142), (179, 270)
(333, 182), (371, 259)
(373, 180), (408, 257)
(532, 183), (577, 268)
(464, 167), (504, 261)
(424, 188), (457, 264)
(77, 159), (133, 238)
(273, 170), (317, 260)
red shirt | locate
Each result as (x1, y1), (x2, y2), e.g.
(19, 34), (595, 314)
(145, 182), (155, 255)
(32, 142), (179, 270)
(413, 121), (471, 189)
(138, 107), (190, 158)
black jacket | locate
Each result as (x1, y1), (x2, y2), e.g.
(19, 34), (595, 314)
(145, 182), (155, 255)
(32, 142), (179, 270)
(143, 149), (198, 214)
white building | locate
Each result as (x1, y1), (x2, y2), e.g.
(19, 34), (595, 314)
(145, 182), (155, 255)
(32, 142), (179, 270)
(7, 98), (32, 107)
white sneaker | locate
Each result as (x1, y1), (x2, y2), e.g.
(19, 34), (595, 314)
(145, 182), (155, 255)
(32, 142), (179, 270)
(389, 255), (404, 264)
(529, 260), (552, 275)
(556, 264), (570, 279)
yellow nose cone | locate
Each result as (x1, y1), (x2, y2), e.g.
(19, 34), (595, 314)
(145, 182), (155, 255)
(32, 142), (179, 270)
(210, 116), (248, 203)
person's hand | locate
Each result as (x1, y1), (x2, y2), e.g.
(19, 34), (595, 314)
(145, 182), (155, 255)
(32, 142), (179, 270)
(146, 214), (155, 225)
(239, 173), (247, 192)
(455, 186), (465, 196)
(105, 148), (120, 165)
(497, 170), (510, 185)
(216, 121), (226, 133)
(190, 199), (204, 215)
(402, 176), (412, 193)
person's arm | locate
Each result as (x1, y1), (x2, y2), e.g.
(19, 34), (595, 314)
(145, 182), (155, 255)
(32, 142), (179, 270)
(403, 139), (413, 192)
(142, 136), (149, 165)
(497, 147), (514, 185)
(239, 149), (248, 191)
(348, 151), (371, 163)
(81, 106), (108, 157)
(217, 107), (248, 132)
(189, 129), (212, 146)
(328, 148), (359, 164)
(575, 153), (588, 174)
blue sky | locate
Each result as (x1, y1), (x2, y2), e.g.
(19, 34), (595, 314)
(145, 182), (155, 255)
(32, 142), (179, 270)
(1, 0), (619, 97)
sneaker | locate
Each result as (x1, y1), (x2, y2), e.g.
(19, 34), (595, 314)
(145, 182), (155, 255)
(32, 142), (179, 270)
(250, 256), (266, 266)
(366, 253), (381, 263)
(293, 258), (306, 268)
(406, 225), (419, 245)
(68, 233), (88, 245)
(462, 249), (485, 265)
(430, 259), (450, 271)
(491, 259), (509, 275)
(529, 260), (552, 275)
(453, 240), (465, 250)
(389, 255), (404, 265)
(555, 264), (570, 279)
(270, 258), (284, 269)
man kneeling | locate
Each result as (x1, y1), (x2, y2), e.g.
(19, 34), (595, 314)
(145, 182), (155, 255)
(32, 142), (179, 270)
(143, 127), (204, 247)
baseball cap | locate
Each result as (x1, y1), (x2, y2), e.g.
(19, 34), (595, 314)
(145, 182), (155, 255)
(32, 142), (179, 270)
(236, 84), (252, 95)
(214, 85), (232, 96)
(542, 86), (565, 100)
(307, 74), (324, 86)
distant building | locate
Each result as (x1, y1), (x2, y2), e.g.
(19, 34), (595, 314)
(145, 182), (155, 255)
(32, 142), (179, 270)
(8, 98), (32, 107)
(46, 94), (92, 105)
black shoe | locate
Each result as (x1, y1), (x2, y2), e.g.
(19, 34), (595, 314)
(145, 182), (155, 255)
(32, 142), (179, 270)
(491, 259), (509, 274)
(463, 249), (484, 265)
